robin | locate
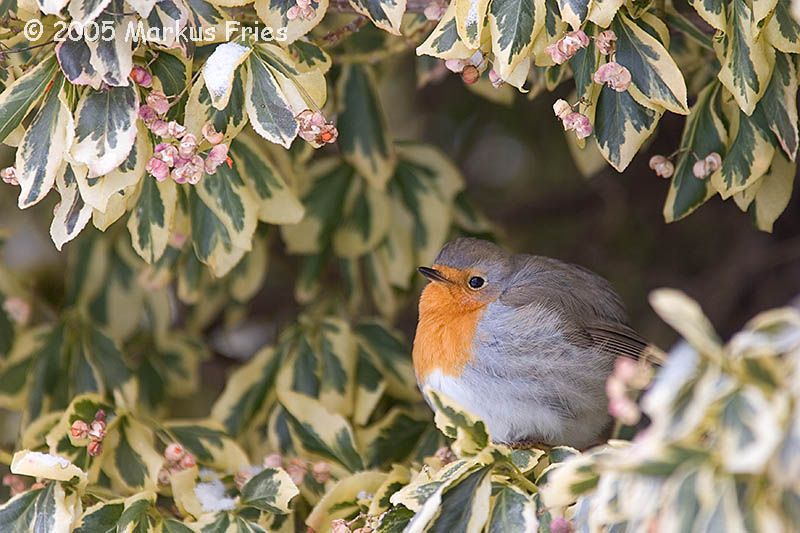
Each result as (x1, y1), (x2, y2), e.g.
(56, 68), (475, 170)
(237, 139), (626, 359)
(413, 237), (660, 449)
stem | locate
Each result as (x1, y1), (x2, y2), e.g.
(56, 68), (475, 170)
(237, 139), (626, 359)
(327, 0), (438, 12)
(500, 459), (539, 493)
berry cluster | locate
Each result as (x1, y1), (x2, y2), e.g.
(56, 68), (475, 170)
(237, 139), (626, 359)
(548, 30), (633, 140)
(296, 109), (339, 145)
(157, 442), (197, 485)
(70, 409), (107, 457)
(648, 151), (722, 179)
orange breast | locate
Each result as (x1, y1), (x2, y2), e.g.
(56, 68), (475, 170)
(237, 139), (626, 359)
(412, 280), (487, 383)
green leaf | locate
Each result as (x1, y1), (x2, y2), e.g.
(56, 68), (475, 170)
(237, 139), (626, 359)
(488, 482), (538, 532)
(163, 419), (249, 472)
(15, 75), (73, 209)
(204, 42), (252, 110)
(716, 0), (774, 115)
(245, 53), (298, 148)
(71, 84), (140, 178)
(426, 388), (490, 456)
(0, 483), (81, 532)
(743, 151), (796, 232)
(613, 12), (689, 114)
(489, 0), (545, 80)
(103, 417), (162, 492)
(423, 465), (493, 533)
(663, 82), (727, 221)
(116, 492), (156, 533)
(184, 64), (248, 140)
(306, 471), (388, 531)
(594, 83), (661, 171)
(127, 177), (178, 264)
(357, 408), (430, 468)
(68, 0), (112, 23)
(145, 0), (190, 49)
(0, 53), (58, 145)
(455, 0), (491, 47)
(337, 65), (396, 191)
(239, 467), (299, 514)
(73, 500), (125, 532)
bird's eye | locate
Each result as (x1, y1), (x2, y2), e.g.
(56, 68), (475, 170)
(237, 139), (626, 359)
(468, 276), (485, 289)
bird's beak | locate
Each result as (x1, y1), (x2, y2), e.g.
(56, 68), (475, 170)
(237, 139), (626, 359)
(418, 266), (449, 283)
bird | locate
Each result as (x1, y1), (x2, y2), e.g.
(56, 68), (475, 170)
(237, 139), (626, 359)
(412, 237), (661, 449)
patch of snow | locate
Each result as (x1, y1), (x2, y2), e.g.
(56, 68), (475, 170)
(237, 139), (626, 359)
(203, 42), (251, 102)
(194, 479), (237, 512)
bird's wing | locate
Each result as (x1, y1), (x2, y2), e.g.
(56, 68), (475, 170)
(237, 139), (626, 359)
(499, 255), (664, 365)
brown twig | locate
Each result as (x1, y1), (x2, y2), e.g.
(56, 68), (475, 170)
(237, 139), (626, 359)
(327, 0), (439, 12)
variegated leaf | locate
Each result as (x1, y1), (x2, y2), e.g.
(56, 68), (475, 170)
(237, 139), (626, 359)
(306, 472), (388, 531)
(254, 0), (328, 44)
(116, 492), (156, 533)
(357, 408), (430, 468)
(146, 0), (191, 49)
(558, 0), (592, 30)
(68, 0), (112, 24)
(594, 83), (661, 172)
(716, 0), (774, 115)
(688, 0), (726, 30)
(613, 12), (689, 114)
(532, 0), (567, 66)
(586, 0), (623, 27)
(73, 500), (125, 532)
(127, 176), (178, 264)
(719, 386), (782, 472)
(422, 466), (493, 533)
(745, 152), (796, 231)
(51, 162), (93, 250)
(753, 51), (799, 160)
(76, 121), (151, 212)
(337, 64), (396, 190)
(195, 157), (258, 253)
(664, 83), (727, 221)
(15, 75), (73, 209)
(0, 53), (59, 145)
(711, 104), (774, 199)
(426, 387), (490, 456)
(189, 186), (249, 277)
(289, 40), (332, 74)
(102, 417), (163, 493)
(417, 0), (475, 59)
(204, 41), (252, 110)
(354, 321), (418, 401)
(245, 53), (298, 148)
(184, 64), (248, 139)
(278, 388), (364, 471)
(389, 143), (464, 264)
(0, 482), (81, 531)
(128, 0), (157, 16)
(230, 135), (305, 224)
(89, 0), (135, 87)
(149, 51), (192, 120)
(333, 179), (391, 257)
(765, 0), (800, 53)
(240, 467), (299, 514)
(316, 318), (358, 417)
(455, 0), (491, 47)
(162, 420), (250, 472)
(489, 0), (545, 80)
(37, 0), (68, 14)
(347, 0), (405, 34)
(211, 347), (282, 436)
(229, 232), (269, 302)
(71, 84), (139, 178)
(568, 23), (598, 101)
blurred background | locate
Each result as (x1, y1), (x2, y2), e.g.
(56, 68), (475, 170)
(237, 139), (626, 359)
(2, 45), (799, 405)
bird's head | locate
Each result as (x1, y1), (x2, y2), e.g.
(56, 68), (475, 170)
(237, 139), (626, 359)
(418, 238), (512, 309)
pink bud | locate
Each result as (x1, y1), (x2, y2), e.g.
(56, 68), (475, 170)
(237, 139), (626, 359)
(444, 59), (466, 73)
(88, 441), (103, 457)
(154, 143), (177, 166)
(264, 453), (283, 468)
(563, 112), (592, 139)
(649, 155), (674, 178)
(595, 30), (617, 56)
(71, 420), (89, 439)
(550, 517), (575, 533)
(208, 143), (229, 163)
(88, 420), (106, 442)
(423, 2), (446, 20)
(300, 5), (315, 18)
(287, 5), (300, 19)
(187, 155), (205, 184)
(2, 296), (30, 324)
(202, 123), (225, 144)
(165, 443), (185, 463)
(146, 157), (170, 181)
(705, 152), (722, 172)
(179, 453), (196, 469)
(146, 90), (170, 116)
(311, 461), (331, 483)
(149, 119), (170, 137)
(178, 133), (198, 159)
(557, 30), (590, 58)
(138, 105), (157, 122)
(331, 519), (351, 533)
(545, 43), (569, 65)
(286, 459), (307, 486)
(488, 68), (504, 88)
(130, 66), (153, 88)
(167, 121), (187, 139)
(593, 61), (631, 92)
(1, 166), (18, 186)
(552, 99), (572, 120)
(693, 158), (712, 179)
